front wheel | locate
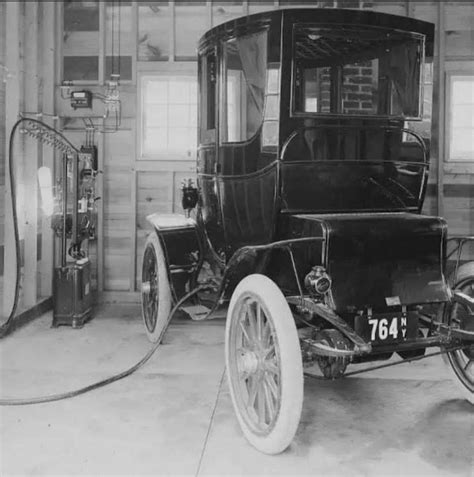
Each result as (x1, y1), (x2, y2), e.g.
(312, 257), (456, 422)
(442, 263), (474, 404)
(225, 274), (304, 454)
(141, 233), (172, 343)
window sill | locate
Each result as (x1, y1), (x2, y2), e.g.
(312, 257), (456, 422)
(444, 161), (474, 175)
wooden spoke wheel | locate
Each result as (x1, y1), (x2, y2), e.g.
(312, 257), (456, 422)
(442, 263), (474, 405)
(225, 274), (303, 454)
(141, 233), (172, 343)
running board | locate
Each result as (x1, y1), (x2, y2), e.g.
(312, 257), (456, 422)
(181, 304), (211, 321)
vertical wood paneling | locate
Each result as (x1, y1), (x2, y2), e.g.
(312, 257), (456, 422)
(437, 1), (446, 217)
(23, 2), (40, 307)
(0, 1), (5, 312)
(412, 2), (438, 24)
(0, 2), (5, 189)
(369, 1), (406, 16)
(130, 120), (138, 292)
(99, 1), (106, 84)
(40, 2), (57, 299)
(3, 2), (22, 316)
(97, 121), (105, 292)
(103, 129), (133, 291)
(445, 1), (474, 59)
(53, 1), (474, 298)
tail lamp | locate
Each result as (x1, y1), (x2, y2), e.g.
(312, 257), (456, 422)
(304, 266), (332, 295)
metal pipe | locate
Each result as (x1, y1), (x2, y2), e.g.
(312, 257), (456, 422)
(61, 153), (68, 268)
(71, 152), (79, 248)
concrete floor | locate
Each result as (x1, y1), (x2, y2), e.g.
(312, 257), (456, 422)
(0, 304), (472, 477)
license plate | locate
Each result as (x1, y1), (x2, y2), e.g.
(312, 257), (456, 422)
(355, 312), (418, 343)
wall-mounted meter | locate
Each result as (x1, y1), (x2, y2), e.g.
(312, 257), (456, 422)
(71, 90), (92, 110)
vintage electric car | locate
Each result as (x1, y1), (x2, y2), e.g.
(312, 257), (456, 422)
(140, 8), (474, 454)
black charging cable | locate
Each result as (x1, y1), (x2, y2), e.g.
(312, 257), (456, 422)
(0, 285), (210, 406)
(0, 118), (78, 339)
(0, 119), (212, 405)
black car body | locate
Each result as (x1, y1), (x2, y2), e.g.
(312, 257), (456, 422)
(141, 8), (474, 454)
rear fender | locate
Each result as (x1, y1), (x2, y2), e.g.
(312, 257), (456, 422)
(146, 214), (203, 300)
(221, 237), (325, 300)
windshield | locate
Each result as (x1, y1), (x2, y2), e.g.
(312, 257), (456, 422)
(293, 24), (424, 119)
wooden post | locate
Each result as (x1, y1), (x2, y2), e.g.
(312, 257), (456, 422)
(40, 1), (57, 299)
(437, 1), (446, 217)
(22, 2), (40, 307)
(207, 1), (213, 29)
(130, 149), (138, 292)
(131, 1), (138, 85)
(170, 1), (176, 63)
(97, 121), (105, 293)
(99, 1), (106, 85)
(3, 2), (22, 317)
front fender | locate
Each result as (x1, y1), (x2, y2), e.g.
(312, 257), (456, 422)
(146, 213), (203, 299)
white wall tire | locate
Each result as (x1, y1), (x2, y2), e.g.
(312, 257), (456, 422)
(225, 274), (304, 454)
(141, 233), (172, 343)
(441, 262), (474, 405)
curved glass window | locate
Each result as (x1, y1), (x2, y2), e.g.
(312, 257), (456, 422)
(293, 25), (424, 119)
(221, 30), (268, 143)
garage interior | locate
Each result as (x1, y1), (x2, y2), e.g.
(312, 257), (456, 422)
(0, 1), (473, 476)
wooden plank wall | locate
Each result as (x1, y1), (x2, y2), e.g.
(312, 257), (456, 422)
(1, 2), (57, 318)
(0, 2), (5, 312)
(50, 0), (473, 303)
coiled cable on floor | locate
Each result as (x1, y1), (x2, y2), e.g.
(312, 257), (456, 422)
(0, 285), (210, 406)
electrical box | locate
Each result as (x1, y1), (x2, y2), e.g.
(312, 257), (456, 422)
(52, 259), (92, 328)
(70, 90), (92, 110)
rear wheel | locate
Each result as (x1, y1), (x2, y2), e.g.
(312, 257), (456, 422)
(141, 233), (172, 343)
(442, 263), (474, 404)
(225, 274), (304, 454)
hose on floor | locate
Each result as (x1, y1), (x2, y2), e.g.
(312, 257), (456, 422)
(0, 285), (210, 406)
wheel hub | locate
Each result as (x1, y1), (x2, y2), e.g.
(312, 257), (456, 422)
(141, 281), (151, 294)
(238, 349), (259, 376)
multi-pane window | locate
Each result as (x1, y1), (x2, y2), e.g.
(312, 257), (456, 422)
(140, 75), (197, 158)
(447, 74), (474, 161)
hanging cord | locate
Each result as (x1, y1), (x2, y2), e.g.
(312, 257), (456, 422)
(117, 0), (121, 78)
(110, 0), (115, 77)
(0, 284), (211, 406)
(0, 118), (78, 339)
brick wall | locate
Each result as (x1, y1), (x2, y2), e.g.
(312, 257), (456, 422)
(342, 62), (376, 114)
(315, 62), (376, 114)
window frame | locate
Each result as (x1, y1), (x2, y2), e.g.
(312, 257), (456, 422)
(219, 28), (269, 146)
(445, 71), (474, 164)
(137, 63), (198, 161)
(290, 24), (426, 121)
(198, 48), (218, 145)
